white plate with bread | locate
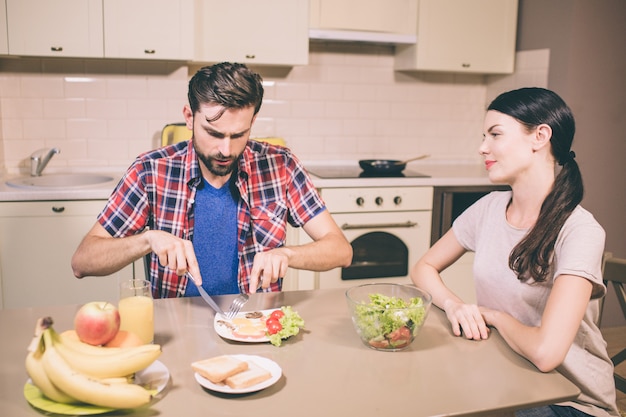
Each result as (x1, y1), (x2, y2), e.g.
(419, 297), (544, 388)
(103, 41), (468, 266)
(192, 354), (281, 394)
(214, 309), (277, 342)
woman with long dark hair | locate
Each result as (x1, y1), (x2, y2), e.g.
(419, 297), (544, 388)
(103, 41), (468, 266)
(411, 87), (619, 416)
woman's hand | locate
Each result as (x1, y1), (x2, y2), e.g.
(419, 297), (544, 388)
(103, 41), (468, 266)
(443, 299), (491, 340)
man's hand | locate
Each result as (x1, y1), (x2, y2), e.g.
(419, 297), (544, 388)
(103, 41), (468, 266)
(146, 230), (202, 285)
(248, 248), (291, 292)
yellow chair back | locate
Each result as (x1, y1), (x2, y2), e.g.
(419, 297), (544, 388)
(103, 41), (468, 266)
(252, 137), (286, 146)
(161, 123), (191, 147)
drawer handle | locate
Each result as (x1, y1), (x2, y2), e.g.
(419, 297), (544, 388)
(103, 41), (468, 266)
(144, 49), (156, 54)
(51, 46), (63, 52)
(341, 221), (417, 230)
(245, 54), (256, 59)
(51, 206), (65, 213)
(461, 63), (471, 68)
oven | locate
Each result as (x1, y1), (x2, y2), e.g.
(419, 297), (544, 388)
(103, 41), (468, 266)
(285, 186), (433, 290)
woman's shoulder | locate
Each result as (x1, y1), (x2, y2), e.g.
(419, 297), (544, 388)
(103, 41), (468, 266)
(564, 205), (605, 234)
(456, 190), (510, 225)
(473, 190), (512, 210)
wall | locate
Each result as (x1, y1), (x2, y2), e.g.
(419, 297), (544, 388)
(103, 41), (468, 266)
(0, 44), (547, 177)
(517, 0), (626, 327)
(0, 59), (189, 174)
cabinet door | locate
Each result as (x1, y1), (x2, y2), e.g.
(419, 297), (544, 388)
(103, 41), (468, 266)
(0, 201), (133, 309)
(394, 0), (518, 74)
(311, 0), (417, 35)
(104, 0), (193, 60)
(0, 0), (8, 55)
(194, 0), (308, 66)
(6, 0), (103, 58)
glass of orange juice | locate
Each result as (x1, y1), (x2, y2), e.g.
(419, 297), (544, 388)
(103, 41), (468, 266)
(118, 279), (154, 344)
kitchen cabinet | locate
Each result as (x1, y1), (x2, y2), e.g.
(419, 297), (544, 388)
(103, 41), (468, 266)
(394, 0), (518, 74)
(0, 0), (7, 55)
(193, 0), (309, 66)
(0, 200), (134, 309)
(6, 0), (103, 58)
(104, 0), (194, 60)
(309, 0), (418, 44)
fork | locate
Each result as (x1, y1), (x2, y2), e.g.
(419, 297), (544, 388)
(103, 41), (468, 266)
(225, 293), (249, 319)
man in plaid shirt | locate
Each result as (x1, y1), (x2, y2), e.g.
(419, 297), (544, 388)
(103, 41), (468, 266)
(72, 62), (352, 298)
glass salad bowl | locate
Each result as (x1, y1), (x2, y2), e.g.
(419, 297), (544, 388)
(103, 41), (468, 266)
(345, 283), (432, 351)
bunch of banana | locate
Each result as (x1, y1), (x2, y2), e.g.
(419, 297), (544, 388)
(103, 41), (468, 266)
(25, 317), (162, 409)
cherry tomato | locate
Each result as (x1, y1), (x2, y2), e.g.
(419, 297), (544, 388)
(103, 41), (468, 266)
(269, 310), (285, 321)
(266, 319), (283, 335)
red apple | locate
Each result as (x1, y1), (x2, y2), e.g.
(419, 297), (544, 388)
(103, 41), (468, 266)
(74, 301), (121, 346)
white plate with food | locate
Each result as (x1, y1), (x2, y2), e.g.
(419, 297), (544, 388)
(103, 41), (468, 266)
(24, 360), (169, 415)
(214, 309), (276, 342)
(193, 354), (281, 394)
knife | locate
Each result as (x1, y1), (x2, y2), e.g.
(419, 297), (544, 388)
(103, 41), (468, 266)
(188, 273), (226, 317)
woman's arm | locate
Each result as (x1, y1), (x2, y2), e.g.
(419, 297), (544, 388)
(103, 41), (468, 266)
(410, 230), (491, 340)
(480, 274), (592, 372)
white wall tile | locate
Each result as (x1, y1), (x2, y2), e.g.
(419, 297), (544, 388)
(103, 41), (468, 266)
(127, 98), (169, 120)
(66, 119), (109, 139)
(43, 98), (85, 119)
(325, 101), (359, 118)
(291, 100), (326, 118)
(259, 100), (292, 118)
(85, 99), (128, 119)
(106, 78), (148, 99)
(0, 76), (21, 97)
(20, 76), (64, 98)
(2, 98), (44, 119)
(1, 119), (23, 140)
(64, 78), (107, 99)
(22, 119), (66, 140)
(0, 49), (547, 173)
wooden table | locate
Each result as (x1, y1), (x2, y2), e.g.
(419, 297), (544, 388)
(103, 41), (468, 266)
(0, 288), (580, 416)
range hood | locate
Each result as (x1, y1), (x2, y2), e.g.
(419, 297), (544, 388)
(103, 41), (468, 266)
(309, 28), (416, 45)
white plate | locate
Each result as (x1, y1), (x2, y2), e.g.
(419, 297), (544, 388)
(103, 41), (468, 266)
(135, 359), (170, 393)
(194, 354), (282, 394)
(214, 309), (278, 343)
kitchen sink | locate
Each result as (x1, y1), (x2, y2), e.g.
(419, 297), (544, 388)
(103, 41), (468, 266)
(5, 173), (116, 189)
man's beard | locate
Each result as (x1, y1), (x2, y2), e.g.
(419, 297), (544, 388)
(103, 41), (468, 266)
(196, 150), (239, 177)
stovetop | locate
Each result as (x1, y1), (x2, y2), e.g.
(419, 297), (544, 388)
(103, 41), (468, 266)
(306, 166), (430, 179)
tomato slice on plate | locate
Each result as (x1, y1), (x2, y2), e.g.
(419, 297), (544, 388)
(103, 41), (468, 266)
(269, 310), (285, 321)
(266, 319), (282, 335)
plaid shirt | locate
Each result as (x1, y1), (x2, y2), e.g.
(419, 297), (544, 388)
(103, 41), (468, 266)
(98, 140), (325, 298)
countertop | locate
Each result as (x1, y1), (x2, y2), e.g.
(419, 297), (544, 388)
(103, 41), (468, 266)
(0, 171), (123, 202)
(0, 288), (580, 417)
(305, 160), (493, 188)
(0, 162), (492, 202)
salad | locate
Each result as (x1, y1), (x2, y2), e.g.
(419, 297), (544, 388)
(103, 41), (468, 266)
(265, 306), (305, 347)
(352, 293), (427, 349)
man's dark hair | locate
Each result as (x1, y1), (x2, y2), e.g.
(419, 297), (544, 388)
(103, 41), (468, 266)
(187, 62), (264, 118)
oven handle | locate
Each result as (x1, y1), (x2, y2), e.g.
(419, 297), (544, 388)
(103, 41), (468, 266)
(341, 221), (418, 230)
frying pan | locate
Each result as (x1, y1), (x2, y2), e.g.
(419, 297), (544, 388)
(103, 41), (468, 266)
(359, 154), (430, 175)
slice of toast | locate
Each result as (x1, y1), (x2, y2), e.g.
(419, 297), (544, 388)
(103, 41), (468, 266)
(191, 355), (249, 384)
(224, 360), (272, 389)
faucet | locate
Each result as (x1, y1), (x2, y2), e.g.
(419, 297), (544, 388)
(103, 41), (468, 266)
(30, 147), (60, 176)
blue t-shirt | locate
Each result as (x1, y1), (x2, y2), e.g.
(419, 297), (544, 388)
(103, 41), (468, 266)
(184, 178), (239, 296)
